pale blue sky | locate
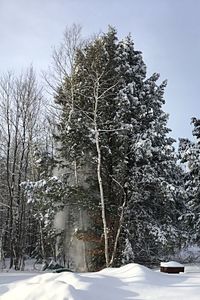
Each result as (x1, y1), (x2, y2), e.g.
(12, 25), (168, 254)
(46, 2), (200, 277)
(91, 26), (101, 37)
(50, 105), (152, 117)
(0, 0), (199, 141)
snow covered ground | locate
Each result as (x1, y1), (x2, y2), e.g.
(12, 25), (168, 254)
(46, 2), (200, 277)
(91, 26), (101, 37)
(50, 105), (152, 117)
(0, 263), (200, 300)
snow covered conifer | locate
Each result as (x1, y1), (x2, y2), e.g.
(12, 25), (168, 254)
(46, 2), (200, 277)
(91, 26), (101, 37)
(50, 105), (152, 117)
(123, 73), (186, 263)
(179, 118), (200, 245)
(54, 27), (185, 269)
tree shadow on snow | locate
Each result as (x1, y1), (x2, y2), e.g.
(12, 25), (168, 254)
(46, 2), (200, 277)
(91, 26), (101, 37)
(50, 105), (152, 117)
(0, 285), (9, 296)
(70, 268), (197, 300)
(74, 273), (141, 300)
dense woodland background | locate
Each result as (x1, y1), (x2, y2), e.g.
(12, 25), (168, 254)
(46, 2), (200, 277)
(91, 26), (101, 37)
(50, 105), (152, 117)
(0, 25), (200, 271)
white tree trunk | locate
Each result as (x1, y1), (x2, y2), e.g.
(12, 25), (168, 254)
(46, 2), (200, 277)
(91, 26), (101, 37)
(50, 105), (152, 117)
(93, 81), (109, 267)
(95, 128), (109, 267)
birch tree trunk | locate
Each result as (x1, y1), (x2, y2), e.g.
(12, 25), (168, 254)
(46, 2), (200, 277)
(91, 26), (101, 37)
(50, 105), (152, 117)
(93, 78), (109, 267)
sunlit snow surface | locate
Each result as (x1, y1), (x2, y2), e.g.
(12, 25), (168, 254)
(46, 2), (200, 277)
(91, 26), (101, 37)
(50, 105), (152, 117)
(1, 263), (200, 300)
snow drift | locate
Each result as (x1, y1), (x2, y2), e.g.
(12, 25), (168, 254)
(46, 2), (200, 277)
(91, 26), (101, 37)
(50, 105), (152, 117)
(1, 263), (200, 300)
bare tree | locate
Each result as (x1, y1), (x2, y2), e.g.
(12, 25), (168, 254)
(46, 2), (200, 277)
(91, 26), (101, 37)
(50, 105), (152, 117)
(43, 24), (83, 94)
(44, 24), (85, 181)
(0, 68), (43, 269)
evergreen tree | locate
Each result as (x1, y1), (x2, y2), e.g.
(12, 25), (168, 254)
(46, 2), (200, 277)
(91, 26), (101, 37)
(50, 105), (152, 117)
(124, 74), (186, 263)
(179, 118), (200, 245)
(54, 27), (185, 269)
(54, 27), (131, 269)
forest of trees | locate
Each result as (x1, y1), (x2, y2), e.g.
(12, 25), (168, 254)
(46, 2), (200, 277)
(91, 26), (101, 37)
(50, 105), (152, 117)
(0, 25), (199, 271)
